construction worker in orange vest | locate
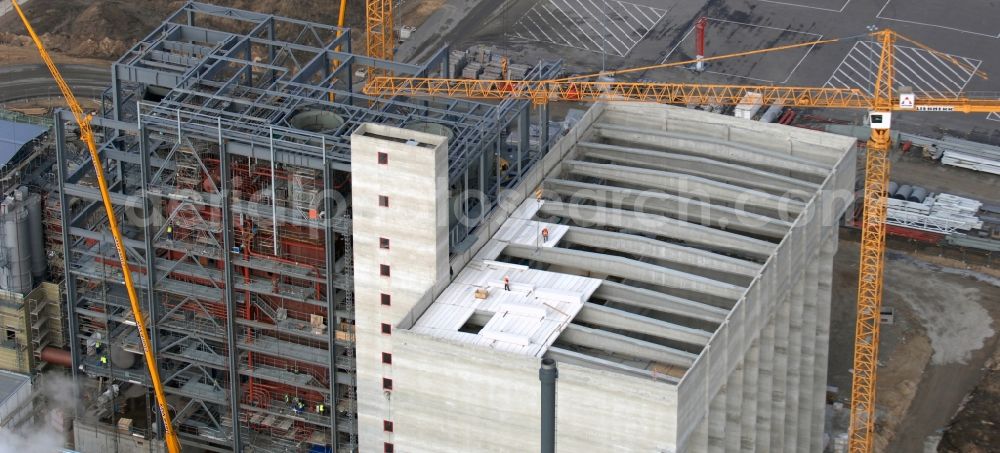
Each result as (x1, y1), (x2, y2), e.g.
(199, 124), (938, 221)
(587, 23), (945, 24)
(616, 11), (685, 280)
(503, 276), (510, 291)
(541, 227), (549, 242)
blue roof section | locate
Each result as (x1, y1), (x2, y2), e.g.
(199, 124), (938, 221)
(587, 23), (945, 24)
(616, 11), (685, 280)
(0, 119), (48, 167)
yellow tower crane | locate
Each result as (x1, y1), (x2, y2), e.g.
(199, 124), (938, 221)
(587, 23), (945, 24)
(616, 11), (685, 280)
(10, 2), (182, 452)
(363, 29), (999, 453)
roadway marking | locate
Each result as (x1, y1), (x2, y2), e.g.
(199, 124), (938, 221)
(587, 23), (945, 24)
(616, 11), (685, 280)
(757, 0), (851, 13)
(988, 112), (1000, 122)
(660, 18), (822, 83)
(510, 0), (669, 57)
(824, 41), (981, 99)
(876, 0), (1000, 39)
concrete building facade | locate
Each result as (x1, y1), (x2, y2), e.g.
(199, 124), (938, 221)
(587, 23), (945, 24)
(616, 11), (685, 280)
(356, 102), (856, 452)
(351, 125), (451, 453)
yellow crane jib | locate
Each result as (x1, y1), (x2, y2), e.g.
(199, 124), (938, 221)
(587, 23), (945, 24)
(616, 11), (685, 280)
(10, 1), (182, 452)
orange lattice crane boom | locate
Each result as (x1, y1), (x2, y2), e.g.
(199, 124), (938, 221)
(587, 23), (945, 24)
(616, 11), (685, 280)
(10, 2), (181, 452)
(364, 76), (998, 112)
(363, 31), (993, 113)
(363, 29), (999, 453)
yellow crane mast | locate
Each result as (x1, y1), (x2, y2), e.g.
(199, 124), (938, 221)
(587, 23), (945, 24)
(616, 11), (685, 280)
(10, 2), (182, 452)
(366, 0), (395, 78)
(363, 29), (999, 453)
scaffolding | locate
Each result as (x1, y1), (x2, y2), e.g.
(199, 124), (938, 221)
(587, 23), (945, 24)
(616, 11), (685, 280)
(56, 3), (559, 452)
(0, 283), (65, 374)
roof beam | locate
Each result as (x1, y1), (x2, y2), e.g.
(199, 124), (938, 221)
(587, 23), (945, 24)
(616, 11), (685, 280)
(503, 244), (745, 300)
(545, 346), (677, 384)
(595, 281), (729, 324)
(578, 141), (818, 195)
(545, 178), (790, 237)
(594, 123), (830, 178)
(562, 226), (760, 277)
(576, 302), (713, 346)
(565, 160), (803, 215)
(538, 201), (775, 259)
(559, 324), (697, 368)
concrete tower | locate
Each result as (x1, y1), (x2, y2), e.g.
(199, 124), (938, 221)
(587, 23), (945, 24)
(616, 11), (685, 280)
(351, 124), (451, 452)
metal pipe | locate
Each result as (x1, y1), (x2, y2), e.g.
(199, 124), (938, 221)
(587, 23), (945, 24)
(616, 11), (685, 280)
(322, 138), (341, 451)
(219, 117), (244, 453)
(269, 126), (279, 254)
(53, 114), (82, 404)
(540, 357), (557, 453)
(695, 17), (707, 72)
(40, 346), (71, 367)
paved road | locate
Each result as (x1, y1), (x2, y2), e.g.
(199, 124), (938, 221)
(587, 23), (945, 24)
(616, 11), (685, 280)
(0, 64), (110, 103)
(0, 0), (30, 17)
(396, 0), (488, 64)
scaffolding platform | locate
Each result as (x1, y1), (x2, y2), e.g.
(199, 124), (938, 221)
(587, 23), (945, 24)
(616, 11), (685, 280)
(238, 335), (330, 367)
(243, 398), (356, 434)
(159, 316), (226, 340)
(241, 364), (327, 394)
(176, 379), (228, 405)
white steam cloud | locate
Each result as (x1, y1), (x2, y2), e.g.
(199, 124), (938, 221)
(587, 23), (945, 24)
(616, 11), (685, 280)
(0, 372), (79, 453)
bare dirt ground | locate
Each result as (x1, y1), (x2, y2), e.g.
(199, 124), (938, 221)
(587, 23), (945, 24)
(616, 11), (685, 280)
(828, 240), (1000, 452)
(0, 0), (366, 59)
(0, 42), (109, 65)
(400, 0), (447, 28)
(938, 344), (1000, 453)
(3, 96), (100, 112)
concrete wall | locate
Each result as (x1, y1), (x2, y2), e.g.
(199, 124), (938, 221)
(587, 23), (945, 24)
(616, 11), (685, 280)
(392, 330), (541, 452)
(559, 102), (857, 452)
(601, 103), (851, 167)
(654, 103), (856, 452)
(73, 419), (166, 453)
(556, 360), (679, 452)
(351, 124), (451, 453)
(393, 329), (679, 452)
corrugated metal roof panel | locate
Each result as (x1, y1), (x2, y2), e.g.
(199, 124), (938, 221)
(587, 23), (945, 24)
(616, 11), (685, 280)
(0, 119), (47, 167)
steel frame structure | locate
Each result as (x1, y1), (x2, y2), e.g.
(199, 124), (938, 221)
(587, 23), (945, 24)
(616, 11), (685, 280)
(56, 3), (558, 452)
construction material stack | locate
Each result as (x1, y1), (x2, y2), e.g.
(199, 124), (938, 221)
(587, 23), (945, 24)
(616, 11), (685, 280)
(734, 92), (764, 119)
(886, 183), (983, 234)
(938, 136), (1000, 175)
